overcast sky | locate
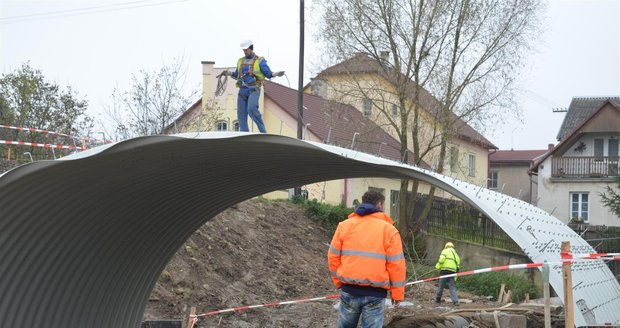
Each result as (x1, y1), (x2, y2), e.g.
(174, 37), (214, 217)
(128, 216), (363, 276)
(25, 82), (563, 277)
(1, 0), (619, 150)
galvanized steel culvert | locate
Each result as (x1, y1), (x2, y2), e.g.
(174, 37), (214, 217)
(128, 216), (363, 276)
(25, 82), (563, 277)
(0, 132), (618, 327)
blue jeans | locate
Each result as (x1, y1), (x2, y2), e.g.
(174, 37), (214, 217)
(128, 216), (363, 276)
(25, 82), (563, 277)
(337, 291), (385, 328)
(435, 275), (459, 304)
(237, 86), (266, 133)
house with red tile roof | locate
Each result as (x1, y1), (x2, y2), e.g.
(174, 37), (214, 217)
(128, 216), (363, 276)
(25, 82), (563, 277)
(165, 57), (498, 220)
(530, 97), (620, 226)
(305, 53), (497, 188)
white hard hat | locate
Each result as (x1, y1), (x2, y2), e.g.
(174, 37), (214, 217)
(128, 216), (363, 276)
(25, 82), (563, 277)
(240, 40), (253, 49)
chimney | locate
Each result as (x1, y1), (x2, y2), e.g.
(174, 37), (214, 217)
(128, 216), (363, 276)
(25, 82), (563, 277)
(201, 61), (215, 101)
(548, 143), (554, 150)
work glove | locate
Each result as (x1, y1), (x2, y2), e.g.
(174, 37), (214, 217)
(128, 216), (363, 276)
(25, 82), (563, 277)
(273, 71), (285, 77)
(219, 71), (229, 77)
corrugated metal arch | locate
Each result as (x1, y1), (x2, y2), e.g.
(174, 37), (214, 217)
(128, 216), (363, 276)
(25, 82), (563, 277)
(0, 133), (618, 327)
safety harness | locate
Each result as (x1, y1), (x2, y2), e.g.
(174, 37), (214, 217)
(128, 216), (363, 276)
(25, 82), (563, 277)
(236, 55), (264, 88)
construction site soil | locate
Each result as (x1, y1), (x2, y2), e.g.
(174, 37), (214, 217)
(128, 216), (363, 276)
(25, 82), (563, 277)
(143, 199), (564, 327)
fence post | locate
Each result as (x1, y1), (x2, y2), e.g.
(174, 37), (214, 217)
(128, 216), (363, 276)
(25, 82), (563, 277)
(561, 241), (574, 328)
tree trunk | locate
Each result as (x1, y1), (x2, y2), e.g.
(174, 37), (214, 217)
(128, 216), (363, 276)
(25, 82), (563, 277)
(398, 179), (410, 238)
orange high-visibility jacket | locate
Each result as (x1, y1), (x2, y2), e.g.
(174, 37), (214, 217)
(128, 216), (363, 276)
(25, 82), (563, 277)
(328, 211), (406, 301)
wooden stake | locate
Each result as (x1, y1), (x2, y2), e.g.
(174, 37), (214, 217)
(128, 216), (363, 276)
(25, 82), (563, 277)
(543, 261), (551, 328)
(562, 241), (574, 328)
(504, 290), (513, 303)
(525, 293), (530, 303)
(187, 306), (197, 328)
(498, 283), (506, 303)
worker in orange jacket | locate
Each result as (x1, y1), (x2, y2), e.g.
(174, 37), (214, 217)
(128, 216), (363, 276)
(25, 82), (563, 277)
(328, 190), (406, 328)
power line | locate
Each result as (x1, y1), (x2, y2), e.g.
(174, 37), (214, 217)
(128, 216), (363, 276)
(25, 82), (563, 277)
(0, 0), (191, 24)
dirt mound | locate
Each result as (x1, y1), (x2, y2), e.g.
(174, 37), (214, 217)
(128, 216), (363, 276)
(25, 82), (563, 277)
(144, 199), (338, 327)
(143, 198), (551, 328)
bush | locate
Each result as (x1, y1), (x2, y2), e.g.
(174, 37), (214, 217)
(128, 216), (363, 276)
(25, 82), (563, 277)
(293, 198), (353, 234)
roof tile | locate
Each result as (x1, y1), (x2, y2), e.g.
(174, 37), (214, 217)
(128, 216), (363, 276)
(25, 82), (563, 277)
(557, 96), (620, 141)
(264, 81), (424, 167)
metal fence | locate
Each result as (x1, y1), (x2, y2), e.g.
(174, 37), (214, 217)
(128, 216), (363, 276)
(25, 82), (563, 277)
(570, 223), (620, 278)
(416, 196), (620, 278)
(414, 196), (522, 253)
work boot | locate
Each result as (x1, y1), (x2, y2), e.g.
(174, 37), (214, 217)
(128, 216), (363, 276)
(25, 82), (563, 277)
(433, 298), (441, 305)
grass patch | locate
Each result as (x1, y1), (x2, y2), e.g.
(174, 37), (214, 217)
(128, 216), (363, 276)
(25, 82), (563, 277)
(457, 269), (538, 302)
(405, 263), (537, 302)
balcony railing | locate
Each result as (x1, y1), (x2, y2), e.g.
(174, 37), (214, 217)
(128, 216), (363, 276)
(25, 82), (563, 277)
(551, 156), (619, 178)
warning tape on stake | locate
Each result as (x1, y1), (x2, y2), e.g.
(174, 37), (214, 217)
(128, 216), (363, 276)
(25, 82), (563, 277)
(0, 139), (80, 150)
(189, 255), (619, 321)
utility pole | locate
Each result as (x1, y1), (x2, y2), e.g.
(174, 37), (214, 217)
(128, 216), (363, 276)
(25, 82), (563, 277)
(294, 0), (304, 197)
(297, 0), (304, 140)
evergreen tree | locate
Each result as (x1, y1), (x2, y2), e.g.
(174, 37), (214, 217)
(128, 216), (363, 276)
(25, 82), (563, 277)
(601, 175), (620, 218)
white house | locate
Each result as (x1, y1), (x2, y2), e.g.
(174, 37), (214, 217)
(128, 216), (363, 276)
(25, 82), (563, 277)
(531, 97), (620, 226)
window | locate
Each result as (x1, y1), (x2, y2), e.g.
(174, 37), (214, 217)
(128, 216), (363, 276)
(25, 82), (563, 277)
(391, 104), (398, 118)
(570, 192), (589, 223)
(232, 120), (240, 131)
(594, 138), (604, 160)
(215, 120), (228, 131)
(450, 147), (459, 173)
(488, 170), (498, 189)
(468, 154), (476, 177)
(363, 99), (372, 117)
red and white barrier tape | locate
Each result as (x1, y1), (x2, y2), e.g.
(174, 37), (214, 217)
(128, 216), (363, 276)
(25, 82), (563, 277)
(0, 124), (74, 138)
(194, 295), (340, 317)
(188, 316), (198, 328)
(0, 139), (79, 150)
(189, 255), (619, 320)
(405, 262), (547, 286)
(566, 252), (620, 260)
(0, 124), (106, 143)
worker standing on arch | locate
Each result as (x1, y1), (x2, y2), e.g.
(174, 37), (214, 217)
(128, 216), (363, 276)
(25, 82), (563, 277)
(220, 40), (284, 133)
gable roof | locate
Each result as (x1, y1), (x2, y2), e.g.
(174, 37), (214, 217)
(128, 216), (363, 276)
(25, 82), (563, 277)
(490, 149), (548, 165)
(530, 99), (620, 173)
(557, 96), (620, 141)
(263, 80), (426, 167)
(317, 53), (497, 150)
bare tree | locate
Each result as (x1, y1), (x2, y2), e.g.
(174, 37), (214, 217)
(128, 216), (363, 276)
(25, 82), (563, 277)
(176, 98), (225, 133)
(314, 0), (544, 239)
(104, 57), (199, 139)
